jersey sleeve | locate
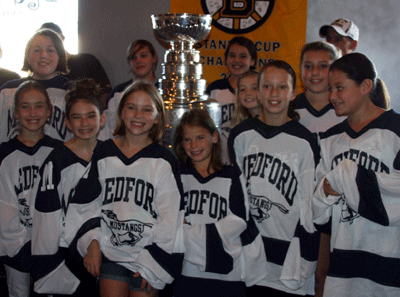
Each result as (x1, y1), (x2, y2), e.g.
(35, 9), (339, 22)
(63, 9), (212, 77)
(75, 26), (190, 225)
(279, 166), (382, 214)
(133, 159), (185, 289)
(64, 151), (102, 260)
(321, 156), (400, 227)
(228, 130), (269, 286)
(31, 154), (80, 294)
(182, 171), (247, 275)
(0, 159), (31, 271)
(313, 140), (335, 228)
(280, 143), (319, 290)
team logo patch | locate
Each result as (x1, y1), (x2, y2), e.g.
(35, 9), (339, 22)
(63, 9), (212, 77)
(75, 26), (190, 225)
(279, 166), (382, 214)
(337, 198), (360, 224)
(201, 0), (275, 34)
(102, 210), (153, 246)
(18, 198), (32, 227)
(249, 190), (289, 223)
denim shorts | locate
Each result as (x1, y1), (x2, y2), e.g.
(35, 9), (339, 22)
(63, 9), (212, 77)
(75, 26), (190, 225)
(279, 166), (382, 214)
(99, 259), (143, 292)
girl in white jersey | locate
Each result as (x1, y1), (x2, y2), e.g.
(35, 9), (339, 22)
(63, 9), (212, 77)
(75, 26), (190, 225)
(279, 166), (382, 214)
(231, 70), (262, 127)
(69, 81), (184, 297)
(229, 60), (319, 296)
(313, 53), (399, 297)
(206, 36), (257, 164)
(0, 28), (71, 144)
(172, 109), (250, 297)
(0, 80), (61, 297)
(32, 78), (105, 295)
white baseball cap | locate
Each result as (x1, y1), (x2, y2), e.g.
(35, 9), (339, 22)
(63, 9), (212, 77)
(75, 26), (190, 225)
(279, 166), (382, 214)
(319, 18), (359, 41)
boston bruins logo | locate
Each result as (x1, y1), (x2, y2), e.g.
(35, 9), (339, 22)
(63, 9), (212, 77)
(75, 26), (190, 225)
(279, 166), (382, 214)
(201, 0), (275, 34)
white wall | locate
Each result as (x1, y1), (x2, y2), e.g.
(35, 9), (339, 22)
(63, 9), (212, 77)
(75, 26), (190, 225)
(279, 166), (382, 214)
(306, 0), (400, 111)
(79, 0), (399, 110)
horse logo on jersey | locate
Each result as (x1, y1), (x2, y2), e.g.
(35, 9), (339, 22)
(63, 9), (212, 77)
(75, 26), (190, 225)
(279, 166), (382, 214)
(249, 190), (289, 223)
(102, 210), (153, 246)
(337, 198), (360, 224)
(201, 0), (275, 34)
(18, 198), (32, 227)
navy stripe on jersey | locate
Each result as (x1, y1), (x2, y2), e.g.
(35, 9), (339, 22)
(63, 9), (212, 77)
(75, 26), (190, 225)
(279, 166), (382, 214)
(329, 248), (400, 288)
(294, 221), (320, 262)
(261, 236), (290, 266)
(229, 117), (320, 168)
(320, 110), (400, 141)
(205, 78), (235, 95)
(356, 166), (389, 226)
(0, 136), (62, 161)
(145, 243), (184, 279)
(69, 217), (101, 262)
(240, 215), (259, 246)
(205, 223), (234, 274)
(32, 249), (63, 282)
(0, 76), (69, 92)
(293, 92), (335, 118)
(0, 241), (31, 272)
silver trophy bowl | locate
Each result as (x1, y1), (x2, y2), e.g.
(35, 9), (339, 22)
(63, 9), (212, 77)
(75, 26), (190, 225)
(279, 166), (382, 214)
(151, 13), (220, 149)
(151, 13), (212, 44)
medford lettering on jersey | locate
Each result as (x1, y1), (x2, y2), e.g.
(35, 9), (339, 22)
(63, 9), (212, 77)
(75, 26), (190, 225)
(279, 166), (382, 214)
(184, 190), (228, 220)
(243, 153), (298, 206)
(331, 149), (390, 173)
(221, 103), (234, 125)
(15, 165), (40, 195)
(51, 106), (68, 140)
(103, 177), (156, 217)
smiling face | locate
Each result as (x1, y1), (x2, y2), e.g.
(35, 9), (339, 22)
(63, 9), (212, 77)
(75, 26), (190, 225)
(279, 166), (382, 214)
(182, 125), (218, 169)
(226, 44), (255, 78)
(260, 66), (296, 124)
(121, 90), (159, 140)
(129, 46), (157, 81)
(65, 100), (105, 141)
(301, 50), (333, 94)
(15, 89), (51, 134)
(27, 35), (59, 80)
(238, 75), (260, 113)
(329, 69), (367, 118)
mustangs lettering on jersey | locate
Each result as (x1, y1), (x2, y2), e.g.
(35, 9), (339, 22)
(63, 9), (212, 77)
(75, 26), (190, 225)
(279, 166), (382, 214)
(102, 209), (153, 246)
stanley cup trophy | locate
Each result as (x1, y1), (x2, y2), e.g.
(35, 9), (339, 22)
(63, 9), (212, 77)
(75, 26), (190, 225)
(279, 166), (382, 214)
(151, 13), (221, 148)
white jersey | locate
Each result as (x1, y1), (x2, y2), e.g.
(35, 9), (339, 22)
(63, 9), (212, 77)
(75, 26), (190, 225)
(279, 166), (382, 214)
(206, 78), (236, 164)
(313, 109), (400, 297)
(98, 80), (132, 141)
(229, 117), (320, 295)
(0, 76), (72, 144)
(180, 164), (246, 283)
(64, 139), (185, 290)
(32, 143), (98, 294)
(293, 92), (345, 134)
(0, 136), (61, 272)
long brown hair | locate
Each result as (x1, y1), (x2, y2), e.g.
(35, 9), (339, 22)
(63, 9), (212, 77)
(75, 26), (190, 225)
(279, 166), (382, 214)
(173, 109), (223, 174)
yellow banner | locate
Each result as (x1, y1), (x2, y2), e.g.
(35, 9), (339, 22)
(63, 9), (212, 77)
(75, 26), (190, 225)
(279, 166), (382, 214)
(171, 0), (307, 89)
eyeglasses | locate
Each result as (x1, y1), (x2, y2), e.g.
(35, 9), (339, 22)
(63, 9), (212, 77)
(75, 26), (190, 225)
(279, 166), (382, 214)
(326, 35), (344, 43)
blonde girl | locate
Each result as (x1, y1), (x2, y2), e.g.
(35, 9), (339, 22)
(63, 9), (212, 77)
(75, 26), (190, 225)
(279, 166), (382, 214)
(231, 71), (262, 127)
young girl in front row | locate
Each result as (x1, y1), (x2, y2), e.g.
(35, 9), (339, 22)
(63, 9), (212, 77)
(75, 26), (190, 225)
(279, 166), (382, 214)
(313, 53), (400, 297)
(32, 78), (105, 295)
(231, 70), (262, 127)
(172, 109), (250, 297)
(65, 81), (184, 297)
(229, 61), (320, 296)
(0, 81), (62, 297)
